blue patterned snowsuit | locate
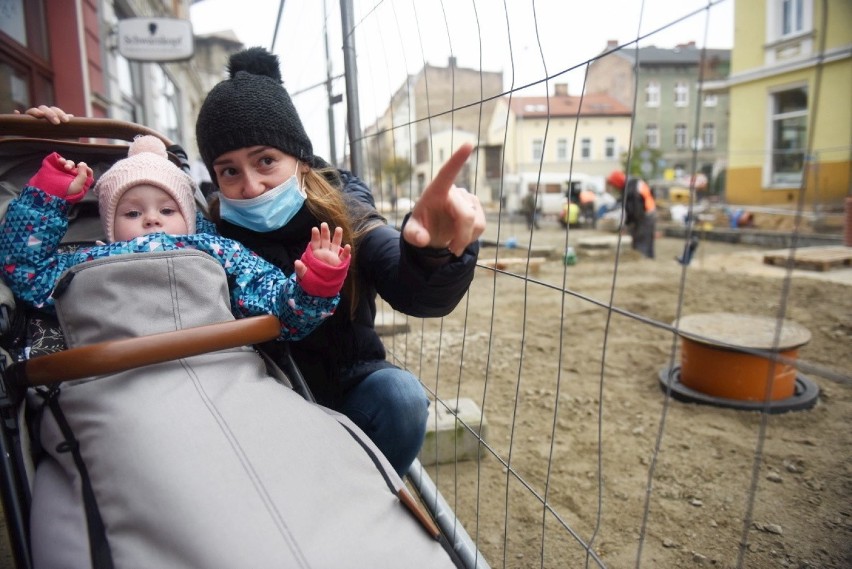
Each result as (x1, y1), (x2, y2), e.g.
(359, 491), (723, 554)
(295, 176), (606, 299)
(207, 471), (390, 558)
(0, 187), (339, 340)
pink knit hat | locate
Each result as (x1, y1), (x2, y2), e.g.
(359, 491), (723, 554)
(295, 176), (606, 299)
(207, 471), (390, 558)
(93, 136), (197, 242)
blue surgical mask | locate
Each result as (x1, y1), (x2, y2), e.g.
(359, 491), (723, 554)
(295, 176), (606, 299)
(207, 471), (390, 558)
(219, 173), (306, 232)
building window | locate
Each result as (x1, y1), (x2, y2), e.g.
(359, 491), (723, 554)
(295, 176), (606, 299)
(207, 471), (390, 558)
(150, 65), (181, 145)
(556, 138), (569, 161)
(768, 0), (813, 43)
(703, 93), (718, 107)
(0, 0), (52, 113)
(646, 124), (659, 148)
(0, 0), (27, 45)
(415, 139), (429, 165)
(781, 0), (804, 36)
(645, 80), (660, 107)
(484, 145), (502, 179)
(604, 137), (615, 159)
(581, 138), (591, 159)
(0, 62), (29, 112)
(674, 124), (688, 149)
(532, 138), (543, 161)
(702, 123), (716, 149)
(770, 87), (807, 185)
(114, 54), (143, 124)
(674, 82), (689, 107)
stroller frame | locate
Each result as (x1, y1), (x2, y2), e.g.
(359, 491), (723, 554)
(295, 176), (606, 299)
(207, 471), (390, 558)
(0, 115), (487, 569)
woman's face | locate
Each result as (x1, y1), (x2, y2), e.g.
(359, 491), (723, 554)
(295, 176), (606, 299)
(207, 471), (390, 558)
(212, 146), (301, 200)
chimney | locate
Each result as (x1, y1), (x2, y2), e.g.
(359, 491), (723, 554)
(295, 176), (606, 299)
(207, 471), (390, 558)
(554, 83), (568, 96)
(676, 41), (697, 49)
(606, 39), (618, 50)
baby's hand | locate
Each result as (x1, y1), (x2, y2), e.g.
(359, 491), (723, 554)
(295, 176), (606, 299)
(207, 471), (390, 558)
(28, 152), (93, 204)
(292, 223), (352, 298)
(309, 223), (351, 267)
(60, 158), (93, 198)
(293, 223), (351, 285)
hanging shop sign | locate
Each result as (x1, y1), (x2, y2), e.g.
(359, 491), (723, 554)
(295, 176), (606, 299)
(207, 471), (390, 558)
(117, 18), (194, 62)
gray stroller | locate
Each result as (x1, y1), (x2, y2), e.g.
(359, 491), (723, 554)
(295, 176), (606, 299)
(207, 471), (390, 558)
(0, 115), (484, 569)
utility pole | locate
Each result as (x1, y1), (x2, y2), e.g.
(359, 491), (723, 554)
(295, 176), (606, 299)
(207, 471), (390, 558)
(339, 0), (364, 175)
(323, 0), (338, 166)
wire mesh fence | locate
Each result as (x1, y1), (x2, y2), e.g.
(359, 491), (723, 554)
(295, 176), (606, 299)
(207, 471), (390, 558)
(304, 1), (851, 567)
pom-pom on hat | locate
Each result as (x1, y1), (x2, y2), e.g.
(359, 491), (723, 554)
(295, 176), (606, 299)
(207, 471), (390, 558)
(93, 136), (197, 242)
(195, 46), (315, 183)
(606, 170), (627, 190)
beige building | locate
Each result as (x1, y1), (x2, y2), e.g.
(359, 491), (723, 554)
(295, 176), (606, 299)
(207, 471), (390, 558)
(500, 85), (632, 213)
(367, 64), (632, 213)
(412, 128), (480, 197)
(364, 58), (503, 207)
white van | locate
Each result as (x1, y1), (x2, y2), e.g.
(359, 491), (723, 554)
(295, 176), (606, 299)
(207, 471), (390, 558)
(504, 172), (601, 217)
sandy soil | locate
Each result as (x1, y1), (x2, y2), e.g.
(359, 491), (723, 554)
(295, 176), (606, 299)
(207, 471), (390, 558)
(395, 218), (851, 569)
(0, 219), (848, 569)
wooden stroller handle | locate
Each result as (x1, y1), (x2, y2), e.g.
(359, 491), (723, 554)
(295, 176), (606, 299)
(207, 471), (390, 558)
(9, 315), (280, 387)
(0, 115), (174, 146)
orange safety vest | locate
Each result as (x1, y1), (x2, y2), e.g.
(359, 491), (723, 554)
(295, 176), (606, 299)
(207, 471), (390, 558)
(637, 180), (656, 213)
(578, 189), (596, 205)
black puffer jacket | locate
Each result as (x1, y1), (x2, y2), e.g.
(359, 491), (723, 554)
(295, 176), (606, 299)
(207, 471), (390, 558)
(217, 170), (479, 406)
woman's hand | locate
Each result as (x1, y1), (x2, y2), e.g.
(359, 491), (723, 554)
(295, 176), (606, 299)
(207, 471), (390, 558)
(403, 143), (485, 257)
(294, 222), (351, 279)
(15, 105), (74, 124)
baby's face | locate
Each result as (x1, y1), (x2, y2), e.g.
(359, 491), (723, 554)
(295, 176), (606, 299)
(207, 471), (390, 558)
(112, 185), (188, 242)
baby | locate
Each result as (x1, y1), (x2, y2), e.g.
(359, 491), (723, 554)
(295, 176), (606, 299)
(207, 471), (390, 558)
(0, 135), (351, 340)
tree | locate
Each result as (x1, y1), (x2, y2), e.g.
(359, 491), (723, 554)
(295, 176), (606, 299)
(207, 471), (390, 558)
(620, 144), (664, 179)
(382, 156), (414, 189)
(382, 156), (414, 185)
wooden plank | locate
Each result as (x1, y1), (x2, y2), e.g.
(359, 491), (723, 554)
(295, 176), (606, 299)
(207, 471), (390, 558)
(374, 311), (410, 336)
(482, 257), (547, 276)
(762, 246), (852, 272)
(577, 235), (620, 249)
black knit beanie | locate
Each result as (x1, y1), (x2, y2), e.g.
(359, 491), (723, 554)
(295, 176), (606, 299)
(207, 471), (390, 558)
(196, 47), (314, 182)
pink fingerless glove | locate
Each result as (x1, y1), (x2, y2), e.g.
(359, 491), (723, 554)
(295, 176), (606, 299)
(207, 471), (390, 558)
(298, 244), (351, 298)
(28, 152), (93, 204)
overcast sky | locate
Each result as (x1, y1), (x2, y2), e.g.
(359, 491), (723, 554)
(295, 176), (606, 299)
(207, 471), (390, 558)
(190, 0), (734, 162)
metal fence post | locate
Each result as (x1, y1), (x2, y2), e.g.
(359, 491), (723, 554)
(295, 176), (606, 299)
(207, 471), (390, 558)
(339, 0), (364, 176)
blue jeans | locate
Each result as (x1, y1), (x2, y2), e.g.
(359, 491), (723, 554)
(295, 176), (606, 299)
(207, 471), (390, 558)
(339, 367), (429, 477)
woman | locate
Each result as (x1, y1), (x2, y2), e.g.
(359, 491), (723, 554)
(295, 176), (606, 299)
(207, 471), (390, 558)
(199, 47), (484, 477)
(25, 47), (485, 477)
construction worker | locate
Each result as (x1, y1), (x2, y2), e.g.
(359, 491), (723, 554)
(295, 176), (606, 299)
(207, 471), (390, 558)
(606, 170), (656, 258)
(578, 188), (597, 228)
(520, 192), (541, 229)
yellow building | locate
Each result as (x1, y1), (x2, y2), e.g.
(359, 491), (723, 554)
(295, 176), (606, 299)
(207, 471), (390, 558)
(723, 0), (851, 206)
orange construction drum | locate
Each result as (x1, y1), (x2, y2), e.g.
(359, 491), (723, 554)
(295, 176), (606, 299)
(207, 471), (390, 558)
(673, 313), (811, 402)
